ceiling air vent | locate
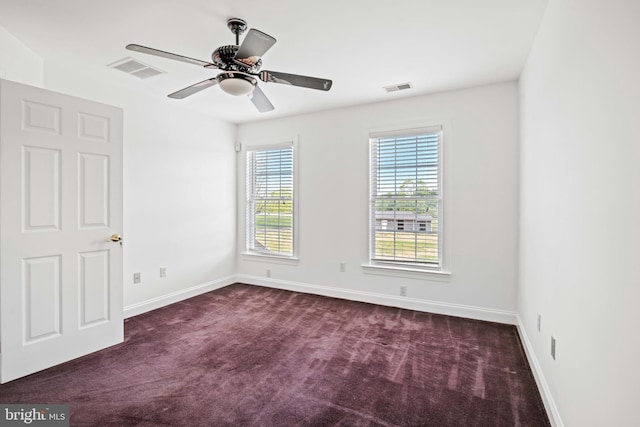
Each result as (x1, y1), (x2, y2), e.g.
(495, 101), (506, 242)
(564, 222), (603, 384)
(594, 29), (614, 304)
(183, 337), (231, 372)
(383, 82), (412, 93)
(108, 57), (165, 79)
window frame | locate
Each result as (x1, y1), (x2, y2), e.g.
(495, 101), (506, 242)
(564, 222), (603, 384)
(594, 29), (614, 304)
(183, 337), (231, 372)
(244, 141), (298, 260)
(367, 125), (445, 272)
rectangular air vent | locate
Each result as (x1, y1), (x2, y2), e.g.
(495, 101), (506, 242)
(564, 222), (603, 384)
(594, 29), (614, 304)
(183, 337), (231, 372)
(108, 57), (165, 79)
(383, 82), (413, 93)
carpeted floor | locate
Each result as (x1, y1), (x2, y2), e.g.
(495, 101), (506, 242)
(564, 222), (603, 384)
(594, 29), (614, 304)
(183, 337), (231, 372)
(0, 283), (550, 426)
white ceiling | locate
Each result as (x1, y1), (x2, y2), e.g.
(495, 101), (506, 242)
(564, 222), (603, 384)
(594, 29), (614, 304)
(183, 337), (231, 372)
(0, 0), (548, 124)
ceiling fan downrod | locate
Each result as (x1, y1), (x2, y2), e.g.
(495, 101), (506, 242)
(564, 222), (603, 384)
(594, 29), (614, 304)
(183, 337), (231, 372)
(227, 18), (247, 46)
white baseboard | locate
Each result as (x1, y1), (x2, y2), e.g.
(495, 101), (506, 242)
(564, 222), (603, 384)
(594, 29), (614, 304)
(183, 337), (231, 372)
(516, 314), (564, 427)
(123, 275), (236, 319)
(235, 275), (517, 325)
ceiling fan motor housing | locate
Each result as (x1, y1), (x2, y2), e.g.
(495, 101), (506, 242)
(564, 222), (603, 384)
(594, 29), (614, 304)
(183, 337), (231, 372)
(211, 45), (262, 73)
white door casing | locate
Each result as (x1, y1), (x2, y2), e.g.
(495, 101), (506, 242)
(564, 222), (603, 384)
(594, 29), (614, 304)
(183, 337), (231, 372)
(0, 79), (124, 383)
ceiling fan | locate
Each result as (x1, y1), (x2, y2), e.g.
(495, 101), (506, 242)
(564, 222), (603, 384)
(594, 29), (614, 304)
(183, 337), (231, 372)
(126, 18), (332, 113)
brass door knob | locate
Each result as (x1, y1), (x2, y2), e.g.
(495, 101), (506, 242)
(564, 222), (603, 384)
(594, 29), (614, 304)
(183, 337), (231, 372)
(109, 234), (122, 243)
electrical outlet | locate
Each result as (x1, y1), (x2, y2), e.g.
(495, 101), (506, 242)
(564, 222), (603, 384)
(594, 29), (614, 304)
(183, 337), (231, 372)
(537, 314), (541, 332)
(133, 273), (141, 284)
(266, 269), (271, 278)
(399, 285), (407, 297)
(160, 267), (167, 278)
(340, 262), (346, 272)
(551, 336), (556, 360)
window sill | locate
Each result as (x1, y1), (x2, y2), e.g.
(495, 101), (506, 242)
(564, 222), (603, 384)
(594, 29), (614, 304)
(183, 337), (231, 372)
(361, 262), (451, 281)
(240, 252), (300, 265)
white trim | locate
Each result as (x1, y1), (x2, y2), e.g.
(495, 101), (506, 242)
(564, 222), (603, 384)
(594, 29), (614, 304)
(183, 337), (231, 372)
(516, 314), (565, 427)
(369, 125), (443, 139)
(236, 274), (516, 325)
(123, 275), (236, 319)
(361, 262), (451, 281)
(240, 252), (300, 265)
(243, 139), (294, 152)
(365, 118), (449, 139)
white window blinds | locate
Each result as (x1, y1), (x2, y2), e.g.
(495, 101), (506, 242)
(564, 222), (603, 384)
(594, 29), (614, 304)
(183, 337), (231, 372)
(246, 145), (294, 256)
(369, 127), (442, 268)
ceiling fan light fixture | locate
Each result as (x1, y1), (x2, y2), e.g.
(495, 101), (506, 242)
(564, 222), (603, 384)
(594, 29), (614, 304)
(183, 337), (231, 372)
(217, 72), (257, 96)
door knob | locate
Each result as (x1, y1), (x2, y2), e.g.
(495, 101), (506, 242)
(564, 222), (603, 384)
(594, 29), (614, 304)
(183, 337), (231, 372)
(109, 234), (123, 245)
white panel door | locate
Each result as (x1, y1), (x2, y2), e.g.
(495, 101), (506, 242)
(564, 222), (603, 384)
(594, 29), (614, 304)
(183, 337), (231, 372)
(0, 79), (123, 383)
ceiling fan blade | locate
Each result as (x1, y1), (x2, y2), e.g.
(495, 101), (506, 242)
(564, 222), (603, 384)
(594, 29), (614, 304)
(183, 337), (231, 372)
(126, 44), (216, 68)
(168, 78), (218, 99)
(234, 29), (277, 67)
(259, 71), (332, 91)
(249, 85), (275, 113)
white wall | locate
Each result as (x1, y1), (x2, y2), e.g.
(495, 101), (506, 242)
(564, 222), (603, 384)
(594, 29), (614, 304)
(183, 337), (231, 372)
(237, 82), (520, 321)
(43, 60), (237, 314)
(519, 0), (640, 426)
(0, 25), (43, 87)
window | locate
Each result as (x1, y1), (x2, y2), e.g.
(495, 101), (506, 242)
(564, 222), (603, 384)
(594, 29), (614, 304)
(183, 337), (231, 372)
(369, 127), (442, 269)
(246, 145), (294, 257)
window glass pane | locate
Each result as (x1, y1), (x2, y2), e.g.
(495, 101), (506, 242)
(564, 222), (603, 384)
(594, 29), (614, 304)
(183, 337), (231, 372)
(247, 146), (294, 256)
(370, 129), (441, 267)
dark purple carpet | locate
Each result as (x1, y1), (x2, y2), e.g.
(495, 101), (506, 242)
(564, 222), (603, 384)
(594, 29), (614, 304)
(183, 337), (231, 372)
(0, 283), (550, 426)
